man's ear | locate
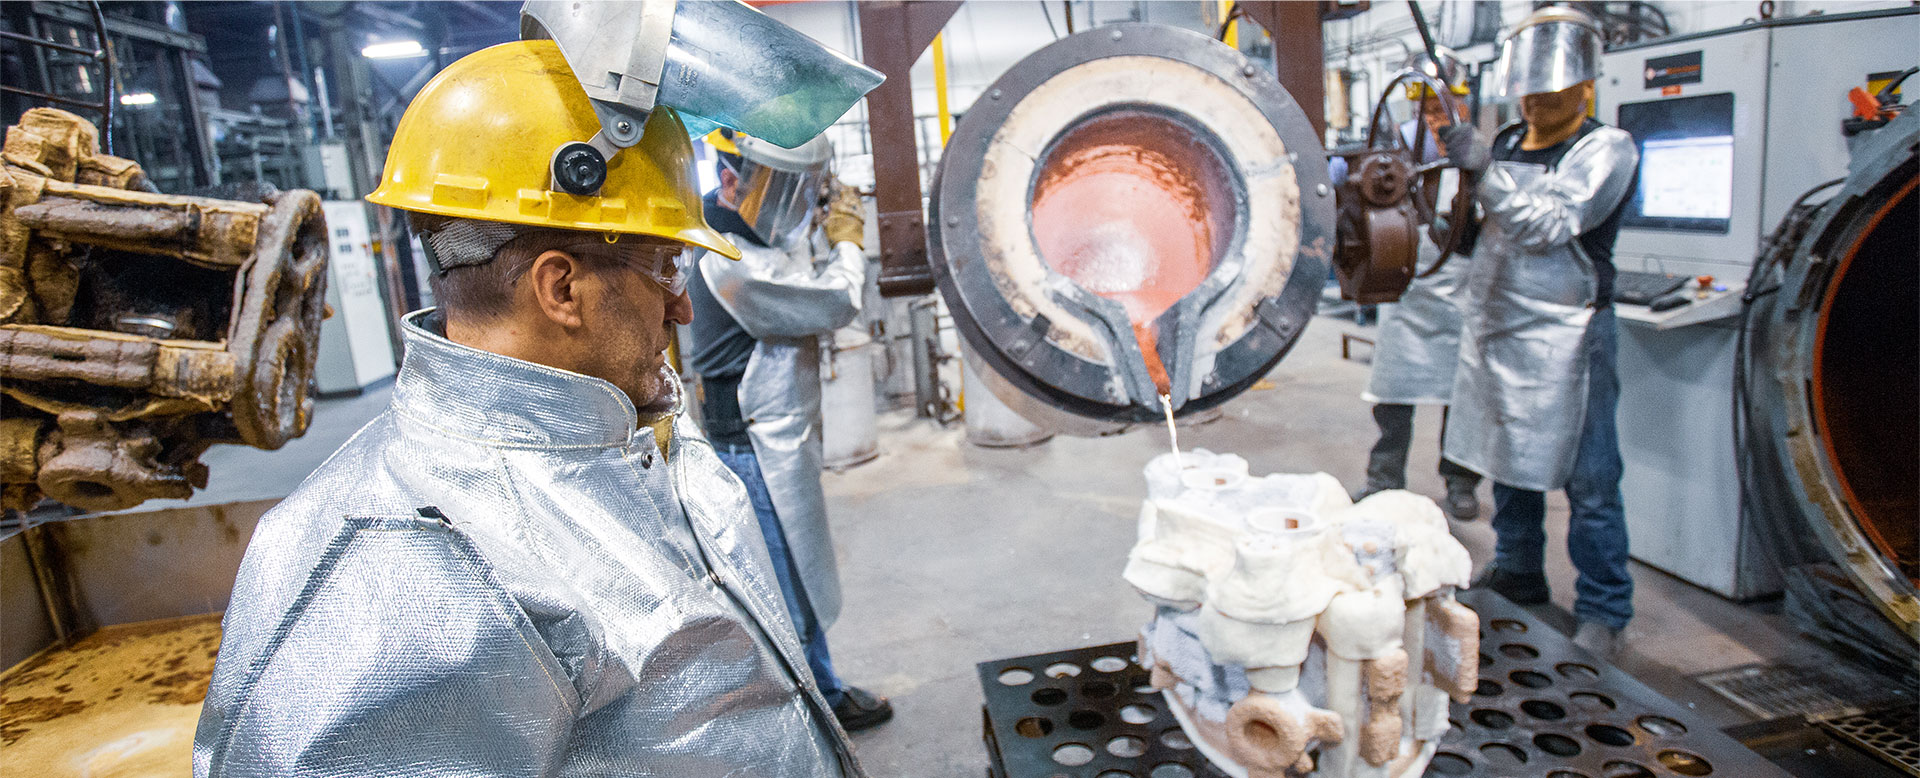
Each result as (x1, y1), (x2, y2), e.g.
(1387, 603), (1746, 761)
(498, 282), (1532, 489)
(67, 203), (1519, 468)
(719, 167), (738, 204)
(527, 250), (587, 329)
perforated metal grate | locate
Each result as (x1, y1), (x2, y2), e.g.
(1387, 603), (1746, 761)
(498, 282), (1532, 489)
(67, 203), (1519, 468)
(1823, 706), (1920, 777)
(1426, 591), (1793, 778)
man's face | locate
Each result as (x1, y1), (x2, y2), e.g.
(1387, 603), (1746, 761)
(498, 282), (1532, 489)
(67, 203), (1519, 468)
(1420, 95), (1457, 132)
(573, 244), (695, 412)
(1519, 81), (1592, 128)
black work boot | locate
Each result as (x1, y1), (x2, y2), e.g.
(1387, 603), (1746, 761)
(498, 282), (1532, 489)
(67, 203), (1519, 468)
(832, 686), (894, 732)
(1444, 478), (1481, 520)
(1472, 565), (1550, 606)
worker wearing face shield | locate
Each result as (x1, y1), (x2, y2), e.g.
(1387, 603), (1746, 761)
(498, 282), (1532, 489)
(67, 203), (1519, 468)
(1354, 49), (1484, 521)
(685, 129), (892, 731)
(192, 1), (884, 774)
(1438, 7), (1640, 657)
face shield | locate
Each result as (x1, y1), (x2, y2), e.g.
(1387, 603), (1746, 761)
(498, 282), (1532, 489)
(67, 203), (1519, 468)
(1491, 7), (1604, 100)
(521, 0), (882, 194)
(723, 133), (832, 249)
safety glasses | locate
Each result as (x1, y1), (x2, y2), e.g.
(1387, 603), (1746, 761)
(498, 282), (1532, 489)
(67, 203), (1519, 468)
(563, 241), (694, 297)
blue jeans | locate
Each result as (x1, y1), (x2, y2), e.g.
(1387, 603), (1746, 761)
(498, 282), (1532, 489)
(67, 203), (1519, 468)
(1489, 306), (1633, 629)
(714, 444), (847, 706)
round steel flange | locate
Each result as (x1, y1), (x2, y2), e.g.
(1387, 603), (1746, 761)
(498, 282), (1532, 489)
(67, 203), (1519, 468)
(1766, 109), (1919, 640)
(929, 23), (1333, 435)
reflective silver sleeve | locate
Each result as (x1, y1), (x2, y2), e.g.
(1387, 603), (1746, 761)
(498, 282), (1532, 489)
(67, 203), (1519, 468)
(1476, 127), (1639, 254)
(195, 516), (577, 778)
(698, 241), (865, 340)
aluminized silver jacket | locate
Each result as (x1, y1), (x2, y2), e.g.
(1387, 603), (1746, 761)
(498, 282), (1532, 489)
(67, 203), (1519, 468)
(1444, 125), (1637, 490)
(696, 237), (864, 629)
(194, 310), (862, 777)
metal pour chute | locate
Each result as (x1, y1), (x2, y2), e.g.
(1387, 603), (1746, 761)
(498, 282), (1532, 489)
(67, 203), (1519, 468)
(928, 23), (1334, 435)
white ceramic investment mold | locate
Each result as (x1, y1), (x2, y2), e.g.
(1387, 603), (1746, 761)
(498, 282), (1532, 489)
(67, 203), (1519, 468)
(1122, 449), (1481, 778)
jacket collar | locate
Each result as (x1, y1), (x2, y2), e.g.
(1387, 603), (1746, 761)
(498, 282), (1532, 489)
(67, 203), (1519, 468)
(393, 309), (679, 448)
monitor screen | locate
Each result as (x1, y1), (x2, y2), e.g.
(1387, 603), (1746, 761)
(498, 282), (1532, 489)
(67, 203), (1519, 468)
(1616, 92), (1736, 233)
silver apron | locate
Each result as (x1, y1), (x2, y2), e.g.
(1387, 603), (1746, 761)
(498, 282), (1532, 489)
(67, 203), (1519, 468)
(1444, 126), (1638, 491)
(1364, 233), (1472, 405)
(698, 237), (864, 629)
(194, 310), (862, 777)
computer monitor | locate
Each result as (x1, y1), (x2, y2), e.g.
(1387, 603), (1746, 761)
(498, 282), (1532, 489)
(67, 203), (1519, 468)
(1617, 92), (1737, 233)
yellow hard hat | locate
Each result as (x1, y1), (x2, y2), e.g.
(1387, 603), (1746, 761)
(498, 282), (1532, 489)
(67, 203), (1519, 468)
(367, 39), (739, 260)
(1406, 81), (1473, 101)
(704, 129), (741, 158)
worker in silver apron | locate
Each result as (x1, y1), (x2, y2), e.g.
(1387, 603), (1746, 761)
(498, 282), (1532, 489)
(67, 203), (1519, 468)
(686, 129), (893, 731)
(1440, 6), (1641, 657)
(1358, 54), (1482, 520)
(195, 10), (883, 772)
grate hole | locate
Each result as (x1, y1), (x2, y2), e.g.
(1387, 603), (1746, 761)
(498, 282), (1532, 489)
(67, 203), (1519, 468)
(1511, 670), (1554, 688)
(1603, 760), (1655, 778)
(1557, 662), (1600, 680)
(1016, 717), (1054, 737)
(1053, 743), (1095, 766)
(1097, 772), (1137, 778)
(1069, 709), (1106, 730)
(1429, 752), (1474, 775)
(1571, 691), (1617, 710)
(999, 667), (1035, 686)
(1658, 749), (1714, 775)
(1500, 643), (1541, 660)
(1491, 618), (1529, 633)
(1479, 652), (1494, 668)
(1091, 656), (1129, 673)
(1033, 687), (1067, 706)
(1045, 662), (1083, 678)
(1480, 742), (1529, 765)
(1159, 727), (1194, 750)
(1521, 699), (1567, 720)
(1470, 709), (1514, 730)
(1107, 735), (1148, 757)
(1120, 703), (1156, 724)
(1536, 733), (1583, 756)
(1475, 680), (1504, 697)
(1083, 680), (1118, 699)
(1149, 765), (1195, 778)
(1549, 772), (1594, 778)
(1587, 723), (1636, 746)
(1131, 673), (1154, 693)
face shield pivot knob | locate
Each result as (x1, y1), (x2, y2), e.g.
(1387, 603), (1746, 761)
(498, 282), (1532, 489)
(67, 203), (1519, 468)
(551, 142), (608, 196)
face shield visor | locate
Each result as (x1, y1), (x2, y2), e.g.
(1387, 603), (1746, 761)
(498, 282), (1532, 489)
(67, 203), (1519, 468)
(522, 0), (882, 153)
(722, 133), (832, 249)
(1491, 7), (1604, 101)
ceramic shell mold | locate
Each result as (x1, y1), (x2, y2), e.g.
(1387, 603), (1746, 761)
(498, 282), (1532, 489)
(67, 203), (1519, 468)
(1122, 450), (1480, 778)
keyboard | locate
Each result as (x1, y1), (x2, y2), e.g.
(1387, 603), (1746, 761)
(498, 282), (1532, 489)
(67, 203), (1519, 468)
(1613, 270), (1689, 305)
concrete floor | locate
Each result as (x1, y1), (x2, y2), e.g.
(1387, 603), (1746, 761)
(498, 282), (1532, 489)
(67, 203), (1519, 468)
(92, 309), (1845, 775)
(825, 312), (1826, 775)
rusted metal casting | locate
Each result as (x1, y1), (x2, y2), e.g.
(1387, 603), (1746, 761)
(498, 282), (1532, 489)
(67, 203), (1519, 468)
(1332, 69), (1473, 305)
(928, 24), (1334, 434)
(1, 108), (329, 512)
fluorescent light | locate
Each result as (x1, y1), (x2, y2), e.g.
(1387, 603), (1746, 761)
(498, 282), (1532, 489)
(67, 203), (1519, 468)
(118, 92), (157, 106)
(361, 40), (426, 59)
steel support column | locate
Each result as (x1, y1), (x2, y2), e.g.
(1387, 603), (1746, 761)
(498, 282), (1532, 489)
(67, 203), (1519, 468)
(857, 0), (962, 297)
(1238, 1), (1329, 140)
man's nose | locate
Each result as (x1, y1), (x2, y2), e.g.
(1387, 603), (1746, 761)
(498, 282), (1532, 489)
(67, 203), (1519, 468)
(666, 290), (694, 326)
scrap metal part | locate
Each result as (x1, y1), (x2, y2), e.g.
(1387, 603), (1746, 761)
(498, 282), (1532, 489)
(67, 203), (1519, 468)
(1, 108), (328, 513)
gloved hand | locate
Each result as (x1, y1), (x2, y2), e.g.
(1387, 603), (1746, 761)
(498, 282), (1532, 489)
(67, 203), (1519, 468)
(823, 181), (865, 249)
(1440, 123), (1491, 174)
